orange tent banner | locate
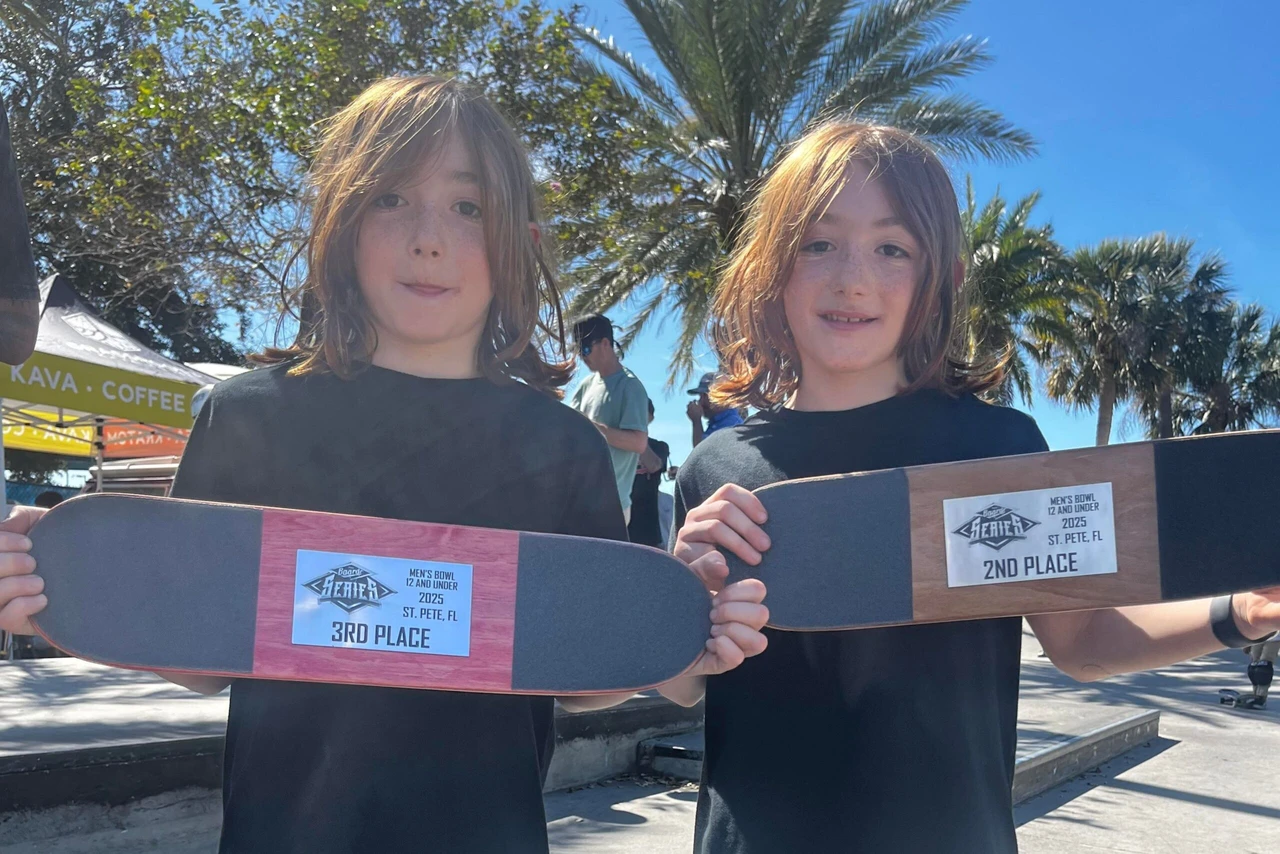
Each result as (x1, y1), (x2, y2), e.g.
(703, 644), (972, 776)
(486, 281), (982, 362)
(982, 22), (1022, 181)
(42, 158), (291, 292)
(103, 423), (188, 458)
(2, 408), (188, 458)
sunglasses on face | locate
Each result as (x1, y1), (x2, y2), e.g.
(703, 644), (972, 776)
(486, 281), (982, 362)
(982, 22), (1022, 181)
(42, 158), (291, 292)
(579, 339), (596, 356)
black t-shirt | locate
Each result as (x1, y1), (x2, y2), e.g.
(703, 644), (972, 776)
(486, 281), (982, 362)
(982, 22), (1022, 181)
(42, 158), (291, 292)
(170, 363), (627, 854)
(628, 438), (671, 547)
(671, 389), (1048, 854)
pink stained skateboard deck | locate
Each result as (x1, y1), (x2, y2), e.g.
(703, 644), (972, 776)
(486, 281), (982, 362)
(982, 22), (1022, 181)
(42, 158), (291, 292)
(29, 493), (712, 695)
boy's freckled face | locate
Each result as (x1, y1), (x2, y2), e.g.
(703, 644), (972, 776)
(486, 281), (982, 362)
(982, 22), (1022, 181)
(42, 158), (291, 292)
(782, 161), (923, 392)
(354, 133), (493, 360)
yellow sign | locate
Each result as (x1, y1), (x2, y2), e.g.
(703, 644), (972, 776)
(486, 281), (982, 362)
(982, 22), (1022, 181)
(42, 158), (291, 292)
(2, 415), (190, 458)
(2, 415), (95, 456)
(0, 352), (202, 429)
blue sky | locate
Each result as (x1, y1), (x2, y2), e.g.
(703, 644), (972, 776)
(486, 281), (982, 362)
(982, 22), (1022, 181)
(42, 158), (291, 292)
(561, 0), (1280, 482)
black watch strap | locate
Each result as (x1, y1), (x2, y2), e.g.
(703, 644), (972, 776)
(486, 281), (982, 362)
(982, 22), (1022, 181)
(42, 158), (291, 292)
(1211, 594), (1278, 648)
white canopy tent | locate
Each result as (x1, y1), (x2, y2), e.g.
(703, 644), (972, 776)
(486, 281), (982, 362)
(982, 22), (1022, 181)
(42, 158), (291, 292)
(0, 275), (221, 499)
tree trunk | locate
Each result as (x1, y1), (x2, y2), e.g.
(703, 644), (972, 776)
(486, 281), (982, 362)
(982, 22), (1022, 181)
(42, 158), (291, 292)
(0, 102), (38, 365)
(1157, 385), (1174, 439)
(1096, 374), (1116, 446)
(1206, 385), (1231, 433)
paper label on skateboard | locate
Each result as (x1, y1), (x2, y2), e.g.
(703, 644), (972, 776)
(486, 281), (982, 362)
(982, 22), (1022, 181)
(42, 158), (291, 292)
(291, 550), (473, 657)
(943, 482), (1118, 588)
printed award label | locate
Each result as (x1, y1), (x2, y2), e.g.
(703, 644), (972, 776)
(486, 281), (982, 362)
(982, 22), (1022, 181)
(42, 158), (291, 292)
(943, 482), (1118, 588)
(291, 549), (473, 656)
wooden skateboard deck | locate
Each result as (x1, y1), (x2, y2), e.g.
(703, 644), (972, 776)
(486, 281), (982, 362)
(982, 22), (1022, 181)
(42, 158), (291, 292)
(28, 494), (711, 695)
(726, 430), (1280, 630)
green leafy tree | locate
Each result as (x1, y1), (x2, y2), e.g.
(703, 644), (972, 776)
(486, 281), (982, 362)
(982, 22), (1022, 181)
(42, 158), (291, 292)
(571, 0), (1036, 382)
(3, 448), (67, 485)
(2, 0), (637, 358)
(1, 0), (239, 361)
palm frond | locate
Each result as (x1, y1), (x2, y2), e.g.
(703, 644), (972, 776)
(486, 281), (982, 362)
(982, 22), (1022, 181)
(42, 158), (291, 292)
(802, 0), (967, 118)
(818, 36), (991, 119)
(572, 27), (684, 122)
(572, 0), (1035, 382)
(873, 93), (1037, 162)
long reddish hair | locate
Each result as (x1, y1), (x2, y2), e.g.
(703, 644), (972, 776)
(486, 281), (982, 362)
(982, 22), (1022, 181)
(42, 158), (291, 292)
(710, 121), (1001, 410)
(256, 75), (572, 397)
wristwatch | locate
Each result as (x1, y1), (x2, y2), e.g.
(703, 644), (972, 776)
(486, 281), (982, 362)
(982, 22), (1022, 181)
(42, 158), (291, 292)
(1211, 594), (1278, 648)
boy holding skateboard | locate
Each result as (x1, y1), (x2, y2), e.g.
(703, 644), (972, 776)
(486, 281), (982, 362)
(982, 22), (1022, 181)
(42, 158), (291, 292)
(0, 76), (768, 853)
(662, 121), (1280, 853)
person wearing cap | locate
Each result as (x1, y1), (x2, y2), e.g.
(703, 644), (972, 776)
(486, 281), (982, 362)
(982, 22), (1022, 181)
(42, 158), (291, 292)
(569, 315), (650, 525)
(686, 372), (744, 448)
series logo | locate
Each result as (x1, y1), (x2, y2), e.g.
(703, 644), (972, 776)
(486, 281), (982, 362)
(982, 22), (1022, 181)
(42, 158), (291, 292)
(951, 504), (1039, 551)
(302, 563), (396, 613)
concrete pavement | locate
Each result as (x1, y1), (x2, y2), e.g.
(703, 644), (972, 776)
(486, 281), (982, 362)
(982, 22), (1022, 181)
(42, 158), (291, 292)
(1014, 630), (1280, 854)
(540, 629), (1280, 854)
(2, 627), (1277, 852)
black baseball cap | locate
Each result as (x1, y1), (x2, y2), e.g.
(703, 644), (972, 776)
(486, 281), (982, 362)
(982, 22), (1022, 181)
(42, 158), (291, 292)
(572, 314), (614, 345)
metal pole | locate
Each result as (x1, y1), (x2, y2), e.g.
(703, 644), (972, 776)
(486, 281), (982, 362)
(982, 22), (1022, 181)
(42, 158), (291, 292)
(94, 418), (105, 493)
(1, 397), (8, 659)
(1, 396), (7, 510)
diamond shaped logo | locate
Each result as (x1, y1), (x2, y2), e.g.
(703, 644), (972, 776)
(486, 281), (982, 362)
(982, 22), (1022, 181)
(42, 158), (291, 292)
(303, 563), (396, 613)
(951, 504), (1039, 551)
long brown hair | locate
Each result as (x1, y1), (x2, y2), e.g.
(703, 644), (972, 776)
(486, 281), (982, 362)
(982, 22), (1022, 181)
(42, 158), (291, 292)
(710, 121), (1002, 411)
(256, 75), (572, 397)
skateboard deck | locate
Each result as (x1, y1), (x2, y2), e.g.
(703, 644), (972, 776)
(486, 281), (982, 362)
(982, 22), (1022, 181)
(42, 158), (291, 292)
(28, 494), (712, 695)
(726, 429), (1280, 630)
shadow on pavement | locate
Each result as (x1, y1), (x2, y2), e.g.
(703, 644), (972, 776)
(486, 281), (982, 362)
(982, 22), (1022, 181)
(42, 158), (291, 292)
(1019, 649), (1279, 730)
(1014, 736), (1179, 828)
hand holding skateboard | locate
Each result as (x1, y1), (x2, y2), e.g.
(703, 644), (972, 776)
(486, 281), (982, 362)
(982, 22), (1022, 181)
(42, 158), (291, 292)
(14, 430), (1280, 692)
(18, 494), (769, 696)
(0, 506), (47, 636)
(671, 483), (771, 594)
(668, 484), (771, 677)
(694, 430), (1280, 633)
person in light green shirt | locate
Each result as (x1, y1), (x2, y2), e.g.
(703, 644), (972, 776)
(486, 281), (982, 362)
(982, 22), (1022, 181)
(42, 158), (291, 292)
(569, 315), (650, 524)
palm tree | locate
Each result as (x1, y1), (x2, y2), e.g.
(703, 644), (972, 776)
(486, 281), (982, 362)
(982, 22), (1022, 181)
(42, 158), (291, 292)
(959, 178), (1066, 405)
(1041, 237), (1170, 446)
(571, 0), (1036, 382)
(1130, 239), (1229, 437)
(1163, 303), (1280, 436)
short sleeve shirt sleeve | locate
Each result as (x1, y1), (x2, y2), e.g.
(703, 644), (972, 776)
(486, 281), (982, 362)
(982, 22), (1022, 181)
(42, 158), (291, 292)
(617, 374), (650, 432)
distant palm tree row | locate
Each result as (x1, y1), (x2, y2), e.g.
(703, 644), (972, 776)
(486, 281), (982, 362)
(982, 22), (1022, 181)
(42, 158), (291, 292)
(964, 185), (1279, 443)
(567, 0), (1278, 445)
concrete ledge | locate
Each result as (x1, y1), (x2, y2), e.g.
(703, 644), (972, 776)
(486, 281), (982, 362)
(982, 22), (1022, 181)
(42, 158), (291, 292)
(0, 786), (222, 851)
(544, 693), (702, 792)
(0, 693), (703, 813)
(0, 737), (223, 813)
(638, 709), (1162, 803)
(1011, 709), (1161, 804)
